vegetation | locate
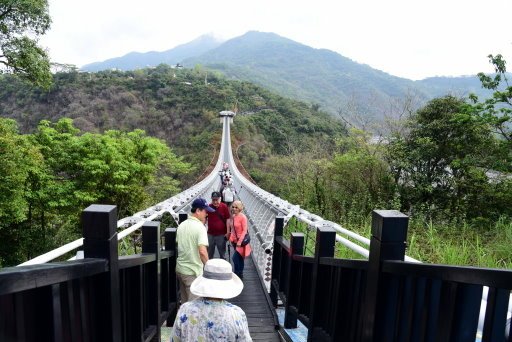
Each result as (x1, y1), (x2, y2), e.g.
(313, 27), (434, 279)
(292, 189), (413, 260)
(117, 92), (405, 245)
(0, 117), (191, 266)
(0, 0), (52, 89)
(248, 57), (512, 268)
(0, 66), (346, 266)
(0, 66), (346, 182)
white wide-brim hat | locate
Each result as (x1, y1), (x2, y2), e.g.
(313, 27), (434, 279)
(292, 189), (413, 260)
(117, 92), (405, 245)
(190, 259), (243, 299)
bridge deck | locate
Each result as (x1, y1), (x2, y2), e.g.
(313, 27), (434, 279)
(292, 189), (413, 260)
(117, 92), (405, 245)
(228, 253), (281, 341)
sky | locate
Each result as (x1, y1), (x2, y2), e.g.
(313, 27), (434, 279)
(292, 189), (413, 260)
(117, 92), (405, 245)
(40, 0), (512, 80)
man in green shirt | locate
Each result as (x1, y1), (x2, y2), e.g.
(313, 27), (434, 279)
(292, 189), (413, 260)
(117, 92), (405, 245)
(176, 197), (214, 303)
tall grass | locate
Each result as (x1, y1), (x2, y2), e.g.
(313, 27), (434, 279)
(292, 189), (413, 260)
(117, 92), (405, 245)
(405, 216), (512, 268)
(284, 211), (512, 269)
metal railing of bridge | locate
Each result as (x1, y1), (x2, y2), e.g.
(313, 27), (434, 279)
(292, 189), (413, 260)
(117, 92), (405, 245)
(21, 110), (393, 276)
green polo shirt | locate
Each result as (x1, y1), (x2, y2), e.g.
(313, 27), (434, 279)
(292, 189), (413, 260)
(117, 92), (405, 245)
(175, 216), (209, 276)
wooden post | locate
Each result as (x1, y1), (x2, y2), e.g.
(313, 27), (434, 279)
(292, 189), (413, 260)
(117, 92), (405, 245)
(284, 232), (304, 329)
(270, 216), (285, 306)
(164, 228), (178, 325)
(82, 204), (121, 342)
(308, 224), (336, 341)
(178, 211), (188, 224)
(164, 228), (177, 252)
(142, 221), (161, 342)
(362, 210), (408, 342)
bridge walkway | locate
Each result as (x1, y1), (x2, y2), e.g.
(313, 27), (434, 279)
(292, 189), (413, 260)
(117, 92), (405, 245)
(163, 254), (282, 341)
(183, 245), (282, 341)
(230, 256), (281, 341)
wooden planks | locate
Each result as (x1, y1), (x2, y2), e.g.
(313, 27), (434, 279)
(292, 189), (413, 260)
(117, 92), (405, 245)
(228, 256), (281, 341)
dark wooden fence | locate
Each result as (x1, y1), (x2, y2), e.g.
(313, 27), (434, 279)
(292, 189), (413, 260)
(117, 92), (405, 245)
(0, 204), (178, 342)
(270, 210), (512, 342)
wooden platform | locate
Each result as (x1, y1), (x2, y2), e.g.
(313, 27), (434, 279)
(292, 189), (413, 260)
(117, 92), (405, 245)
(228, 253), (282, 341)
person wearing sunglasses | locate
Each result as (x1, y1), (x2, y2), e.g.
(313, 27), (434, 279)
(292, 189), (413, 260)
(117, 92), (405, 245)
(227, 200), (252, 280)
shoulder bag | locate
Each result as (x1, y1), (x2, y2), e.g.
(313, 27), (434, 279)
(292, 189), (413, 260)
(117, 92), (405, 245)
(233, 225), (250, 247)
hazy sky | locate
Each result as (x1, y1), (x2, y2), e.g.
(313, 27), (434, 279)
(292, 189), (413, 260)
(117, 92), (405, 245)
(41, 0), (512, 80)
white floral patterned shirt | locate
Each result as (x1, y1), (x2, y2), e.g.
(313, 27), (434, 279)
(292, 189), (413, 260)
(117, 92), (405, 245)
(171, 298), (252, 342)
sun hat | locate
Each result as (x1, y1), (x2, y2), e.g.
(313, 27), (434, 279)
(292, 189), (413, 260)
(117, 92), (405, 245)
(190, 259), (243, 299)
(191, 198), (215, 212)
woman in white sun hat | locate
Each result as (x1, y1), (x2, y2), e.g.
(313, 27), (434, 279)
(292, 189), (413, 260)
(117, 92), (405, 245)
(170, 259), (252, 341)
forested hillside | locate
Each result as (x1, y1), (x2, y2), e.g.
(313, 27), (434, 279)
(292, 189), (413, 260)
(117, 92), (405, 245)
(0, 65), (346, 180)
(185, 31), (425, 119)
(0, 66), (347, 266)
(79, 31), (497, 123)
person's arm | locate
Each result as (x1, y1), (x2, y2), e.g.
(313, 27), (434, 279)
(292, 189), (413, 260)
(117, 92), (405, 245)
(233, 309), (252, 342)
(225, 218), (233, 240)
(198, 245), (208, 265)
(197, 228), (209, 264)
(237, 215), (248, 247)
(170, 310), (183, 342)
(224, 204), (231, 220)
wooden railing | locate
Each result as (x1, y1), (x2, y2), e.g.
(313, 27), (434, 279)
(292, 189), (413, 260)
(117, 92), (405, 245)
(270, 210), (512, 342)
(0, 204), (178, 342)
(3, 206), (511, 342)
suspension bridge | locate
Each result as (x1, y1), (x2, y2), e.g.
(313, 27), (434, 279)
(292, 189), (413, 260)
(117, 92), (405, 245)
(1, 111), (511, 341)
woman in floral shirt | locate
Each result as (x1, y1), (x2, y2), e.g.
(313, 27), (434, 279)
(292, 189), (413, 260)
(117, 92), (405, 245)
(171, 259), (252, 341)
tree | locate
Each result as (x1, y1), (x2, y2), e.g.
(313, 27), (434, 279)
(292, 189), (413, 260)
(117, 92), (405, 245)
(0, 118), (47, 266)
(471, 54), (512, 172)
(0, 0), (52, 88)
(386, 96), (503, 220)
(0, 118), (192, 266)
(324, 129), (395, 223)
(32, 119), (192, 218)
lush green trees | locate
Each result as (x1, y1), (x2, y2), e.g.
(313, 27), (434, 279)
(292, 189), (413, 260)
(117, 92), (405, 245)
(386, 95), (512, 222)
(387, 97), (484, 216)
(0, 0), (52, 88)
(0, 118), (46, 265)
(0, 118), (191, 266)
(473, 54), (512, 172)
(252, 129), (394, 226)
(326, 131), (395, 222)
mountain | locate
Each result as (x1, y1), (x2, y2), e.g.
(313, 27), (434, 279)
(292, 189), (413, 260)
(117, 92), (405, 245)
(417, 75), (494, 99)
(80, 31), (494, 120)
(81, 34), (224, 72)
(184, 31), (428, 118)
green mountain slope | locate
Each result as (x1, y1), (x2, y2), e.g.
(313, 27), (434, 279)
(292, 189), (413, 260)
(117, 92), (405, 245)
(78, 31), (496, 121)
(185, 31), (426, 118)
(0, 66), (347, 183)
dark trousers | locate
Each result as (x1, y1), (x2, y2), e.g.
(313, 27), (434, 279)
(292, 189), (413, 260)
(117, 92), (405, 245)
(208, 234), (227, 259)
(232, 250), (245, 279)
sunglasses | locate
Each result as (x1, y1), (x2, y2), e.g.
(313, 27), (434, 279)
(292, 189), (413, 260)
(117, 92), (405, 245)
(232, 206), (241, 209)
